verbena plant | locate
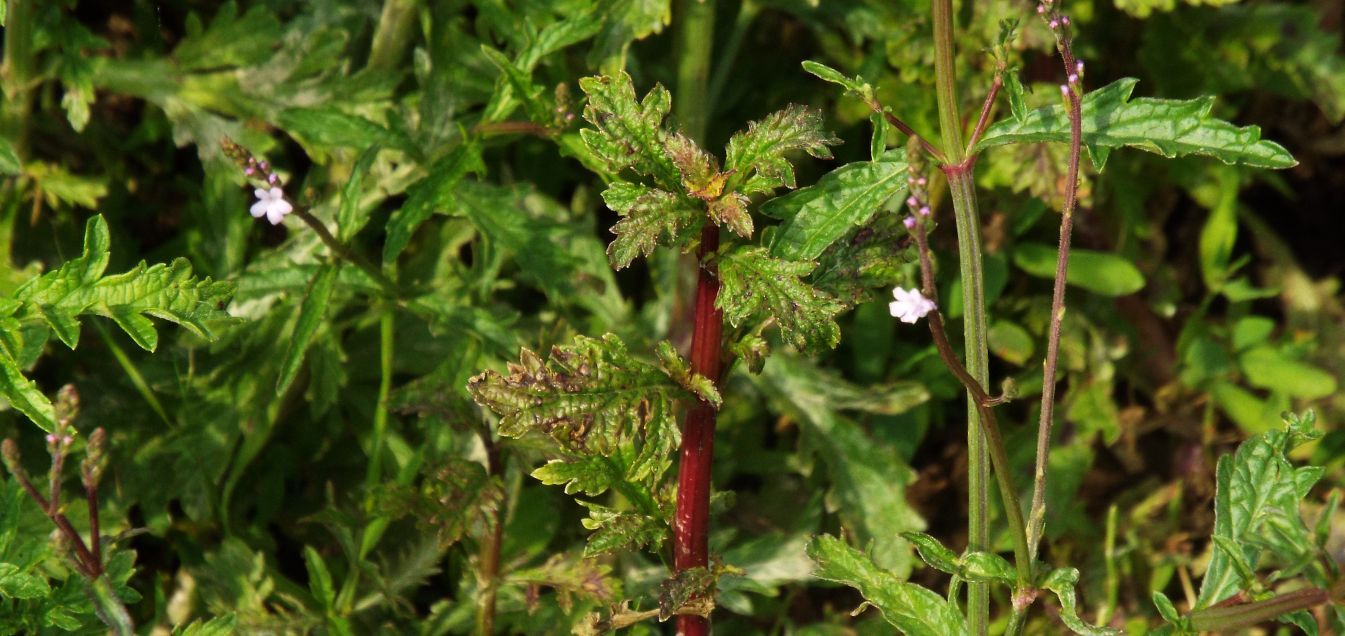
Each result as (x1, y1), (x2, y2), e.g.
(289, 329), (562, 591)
(0, 0), (1342, 634)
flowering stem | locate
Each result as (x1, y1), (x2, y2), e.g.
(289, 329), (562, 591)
(911, 220), (1031, 586)
(1027, 4), (1086, 562)
(291, 207), (403, 297)
(932, 1), (992, 630)
(671, 1), (720, 631)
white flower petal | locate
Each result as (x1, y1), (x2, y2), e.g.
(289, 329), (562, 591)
(268, 187), (285, 200)
(254, 188), (267, 200)
(271, 198), (293, 216)
(266, 204), (287, 225)
(250, 200), (268, 218)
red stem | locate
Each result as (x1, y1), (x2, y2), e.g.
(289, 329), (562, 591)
(673, 225), (724, 636)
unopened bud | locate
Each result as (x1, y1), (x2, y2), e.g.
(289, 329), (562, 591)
(81, 428), (107, 489)
(918, 206), (931, 217)
(903, 217), (917, 229)
(906, 196), (919, 208)
(55, 385), (79, 430)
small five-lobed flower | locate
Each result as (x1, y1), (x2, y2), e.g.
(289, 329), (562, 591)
(251, 187), (294, 225)
(889, 287), (935, 324)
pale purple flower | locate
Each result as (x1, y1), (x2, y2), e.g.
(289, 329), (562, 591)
(889, 287), (936, 324)
(251, 187), (293, 225)
(904, 216), (917, 229)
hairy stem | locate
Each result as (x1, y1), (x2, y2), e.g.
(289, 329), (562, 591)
(912, 219), (1031, 585)
(672, 1), (720, 634)
(1027, 10), (1085, 562)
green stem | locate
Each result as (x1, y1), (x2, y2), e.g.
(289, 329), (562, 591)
(1, 0), (38, 156)
(367, 0), (421, 71)
(932, 2), (990, 632)
(931, 0), (965, 163)
(674, 0), (717, 142)
(87, 574), (134, 636)
(363, 310), (395, 497)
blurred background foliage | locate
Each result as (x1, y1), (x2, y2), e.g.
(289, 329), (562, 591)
(0, 0), (1342, 633)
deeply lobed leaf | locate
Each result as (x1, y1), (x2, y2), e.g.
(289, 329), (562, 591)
(600, 182), (702, 270)
(578, 72), (680, 187)
(716, 247), (844, 352)
(725, 105), (840, 195)
(0, 217), (234, 430)
(975, 78), (1297, 170)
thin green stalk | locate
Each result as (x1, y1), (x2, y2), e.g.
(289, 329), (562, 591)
(932, 2), (990, 632)
(367, 0), (421, 72)
(1, 0), (38, 156)
(355, 309), (396, 563)
(363, 310), (396, 498)
(674, 0), (717, 142)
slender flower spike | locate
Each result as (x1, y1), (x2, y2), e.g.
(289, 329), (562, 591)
(889, 287), (936, 324)
(251, 187), (293, 225)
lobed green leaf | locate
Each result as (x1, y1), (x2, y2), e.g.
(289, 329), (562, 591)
(724, 104), (840, 196)
(717, 247), (844, 352)
(578, 72), (680, 187)
(600, 181), (702, 270)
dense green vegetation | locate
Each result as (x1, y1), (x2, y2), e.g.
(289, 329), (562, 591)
(1, 0), (1342, 633)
